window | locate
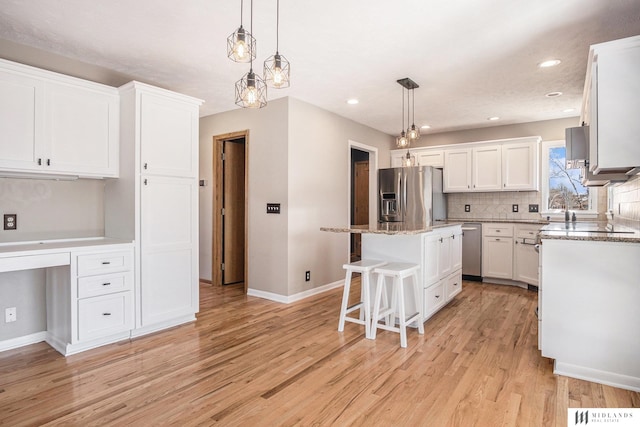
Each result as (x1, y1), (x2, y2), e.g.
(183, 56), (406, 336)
(541, 140), (598, 216)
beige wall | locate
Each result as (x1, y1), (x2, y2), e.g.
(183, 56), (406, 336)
(413, 117), (581, 147)
(199, 97), (394, 297)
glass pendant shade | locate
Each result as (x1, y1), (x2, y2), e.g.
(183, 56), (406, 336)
(408, 124), (420, 141)
(403, 150), (416, 167)
(227, 25), (256, 63)
(396, 131), (409, 148)
(264, 52), (290, 88)
(235, 69), (267, 108)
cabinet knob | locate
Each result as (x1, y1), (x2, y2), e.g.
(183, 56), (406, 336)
(37, 158), (42, 166)
(102, 313), (112, 316)
(435, 295), (440, 299)
(144, 178), (148, 185)
(101, 261), (111, 265)
(102, 282), (111, 286)
(47, 159), (50, 166)
(439, 237), (443, 243)
(144, 163), (148, 170)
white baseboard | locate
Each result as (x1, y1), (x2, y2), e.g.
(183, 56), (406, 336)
(248, 279), (344, 304)
(130, 314), (196, 338)
(0, 331), (47, 352)
(554, 361), (640, 392)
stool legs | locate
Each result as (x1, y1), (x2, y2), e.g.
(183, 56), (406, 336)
(337, 271), (354, 333)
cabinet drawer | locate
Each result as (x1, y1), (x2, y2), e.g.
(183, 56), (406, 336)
(515, 226), (540, 240)
(77, 250), (132, 276)
(483, 224), (514, 237)
(424, 281), (446, 316)
(78, 292), (132, 341)
(445, 271), (463, 300)
(78, 271), (133, 298)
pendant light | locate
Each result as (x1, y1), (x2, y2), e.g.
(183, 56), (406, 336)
(235, 0), (267, 108)
(227, 0), (256, 63)
(264, 0), (290, 88)
(403, 150), (416, 167)
(408, 87), (420, 141)
(396, 86), (409, 148)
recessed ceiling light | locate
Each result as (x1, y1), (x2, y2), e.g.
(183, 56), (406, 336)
(421, 125), (431, 129)
(545, 91), (563, 97)
(539, 59), (561, 68)
(487, 116), (500, 121)
(563, 108), (576, 113)
(347, 98), (359, 105)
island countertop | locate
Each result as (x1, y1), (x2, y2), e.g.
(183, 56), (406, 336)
(320, 221), (463, 235)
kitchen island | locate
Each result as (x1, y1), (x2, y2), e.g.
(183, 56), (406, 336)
(321, 222), (463, 322)
(538, 222), (640, 392)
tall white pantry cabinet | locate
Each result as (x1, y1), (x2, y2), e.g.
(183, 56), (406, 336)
(105, 82), (203, 336)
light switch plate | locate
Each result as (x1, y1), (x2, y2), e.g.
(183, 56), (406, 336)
(464, 204), (471, 212)
(512, 204), (519, 213)
(267, 203), (281, 214)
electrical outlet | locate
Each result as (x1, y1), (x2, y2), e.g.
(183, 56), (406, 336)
(512, 204), (519, 213)
(464, 204), (471, 212)
(4, 214), (17, 230)
(5, 307), (16, 323)
(305, 271), (310, 282)
(528, 204), (539, 213)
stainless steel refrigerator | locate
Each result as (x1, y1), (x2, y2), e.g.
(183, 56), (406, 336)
(378, 166), (447, 225)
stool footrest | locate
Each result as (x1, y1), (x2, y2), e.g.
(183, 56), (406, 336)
(344, 316), (366, 326)
(345, 302), (363, 313)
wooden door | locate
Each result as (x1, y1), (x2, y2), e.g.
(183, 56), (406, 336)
(213, 133), (247, 288)
(222, 139), (245, 285)
(352, 160), (369, 259)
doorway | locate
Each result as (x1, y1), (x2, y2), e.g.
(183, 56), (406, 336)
(351, 148), (370, 261)
(213, 131), (248, 292)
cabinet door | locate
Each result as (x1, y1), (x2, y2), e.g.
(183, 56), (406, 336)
(472, 145), (501, 191)
(140, 176), (198, 326)
(450, 230), (462, 271)
(514, 240), (539, 286)
(140, 92), (198, 178)
(502, 142), (538, 190)
(0, 71), (44, 171)
(482, 237), (513, 279)
(45, 82), (119, 177)
(423, 233), (441, 286)
(438, 234), (453, 278)
(417, 150), (444, 167)
(390, 153), (405, 168)
(443, 149), (471, 192)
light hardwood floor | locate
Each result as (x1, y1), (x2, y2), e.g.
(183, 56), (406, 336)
(1, 280), (638, 426)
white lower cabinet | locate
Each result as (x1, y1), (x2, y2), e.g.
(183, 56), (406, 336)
(424, 281), (446, 318)
(445, 270), (463, 300)
(46, 244), (134, 356)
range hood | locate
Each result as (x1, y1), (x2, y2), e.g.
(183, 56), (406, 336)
(565, 126), (629, 186)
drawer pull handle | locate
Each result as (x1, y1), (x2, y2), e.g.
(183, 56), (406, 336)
(439, 237), (443, 243)
(435, 295), (440, 299)
(102, 282), (111, 286)
(103, 313), (112, 316)
(454, 282), (458, 287)
(496, 230), (501, 232)
(102, 261), (111, 265)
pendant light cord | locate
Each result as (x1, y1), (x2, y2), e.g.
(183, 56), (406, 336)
(240, 0), (243, 25)
(249, 0), (253, 69)
(412, 88), (415, 125)
(401, 87), (405, 130)
(276, 0), (280, 53)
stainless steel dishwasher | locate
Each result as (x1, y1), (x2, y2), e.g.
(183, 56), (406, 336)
(462, 223), (482, 281)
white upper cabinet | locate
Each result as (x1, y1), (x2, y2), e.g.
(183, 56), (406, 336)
(443, 148), (472, 192)
(140, 92), (198, 178)
(441, 137), (540, 193)
(0, 59), (119, 178)
(0, 70), (44, 172)
(44, 81), (119, 177)
(472, 145), (502, 191)
(582, 36), (640, 174)
(416, 150), (444, 167)
(502, 141), (539, 190)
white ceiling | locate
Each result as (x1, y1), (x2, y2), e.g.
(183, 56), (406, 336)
(1, 0), (639, 135)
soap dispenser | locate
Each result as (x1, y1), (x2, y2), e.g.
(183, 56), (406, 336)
(565, 210), (570, 222)
(571, 212), (577, 222)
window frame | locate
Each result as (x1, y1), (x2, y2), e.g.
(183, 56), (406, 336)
(541, 139), (599, 220)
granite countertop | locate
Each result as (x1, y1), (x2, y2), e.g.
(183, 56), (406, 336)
(321, 221), (463, 235)
(447, 218), (550, 225)
(539, 222), (640, 243)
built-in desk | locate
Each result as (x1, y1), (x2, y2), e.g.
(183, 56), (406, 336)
(0, 238), (134, 355)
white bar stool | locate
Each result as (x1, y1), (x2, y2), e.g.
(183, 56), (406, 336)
(338, 259), (387, 338)
(371, 262), (424, 348)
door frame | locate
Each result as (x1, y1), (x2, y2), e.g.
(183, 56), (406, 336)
(347, 140), (378, 260)
(212, 130), (249, 293)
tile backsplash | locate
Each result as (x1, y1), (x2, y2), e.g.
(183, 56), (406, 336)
(610, 174), (640, 227)
(448, 191), (543, 221)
